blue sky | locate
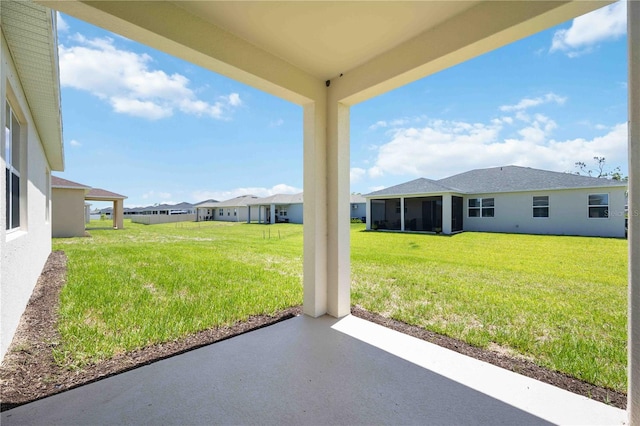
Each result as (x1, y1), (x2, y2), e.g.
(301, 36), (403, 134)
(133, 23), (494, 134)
(56, 2), (628, 208)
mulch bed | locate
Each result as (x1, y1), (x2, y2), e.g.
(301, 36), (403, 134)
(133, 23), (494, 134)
(0, 251), (627, 411)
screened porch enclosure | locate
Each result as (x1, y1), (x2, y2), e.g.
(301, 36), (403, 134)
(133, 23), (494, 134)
(371, 195), (463, 233)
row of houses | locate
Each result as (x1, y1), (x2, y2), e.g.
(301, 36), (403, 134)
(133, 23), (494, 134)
(187, 165), (627, 239)
(194, 193), (367, 224)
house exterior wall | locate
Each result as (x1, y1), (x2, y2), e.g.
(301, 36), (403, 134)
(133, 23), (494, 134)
(214, 206), (258, 222)
(350, 202), (366, 220)
(284, 203), (304, 224)
(52, 188), (86, 238)
(463, 187), (627, 237)
(0, 35), (53, 359)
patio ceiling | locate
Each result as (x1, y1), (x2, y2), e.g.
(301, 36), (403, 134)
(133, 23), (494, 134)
(39, 1), (609, 105)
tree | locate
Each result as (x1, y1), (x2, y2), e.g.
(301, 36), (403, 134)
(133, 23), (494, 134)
(574, 156), (627, 181)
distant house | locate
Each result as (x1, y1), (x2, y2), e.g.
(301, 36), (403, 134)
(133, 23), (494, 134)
(350, 194), (366, 221)
(51, 177), (91, 237)
(211, 195), (260, 222)
(194, 200), (220, 221)
(52, 176), (128, 236)
(247, 193), (304, 224)
(365, 166), (627, 238)
(119, 202), (195, 216)
(1, 3), (64, 360)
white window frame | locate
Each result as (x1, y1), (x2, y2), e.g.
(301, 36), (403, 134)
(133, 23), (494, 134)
(5, 101), (21, 232)
(468, 197), (494, 218)
(219, 208), (223, 216)
(532, 196), (549, 218)
(588, 193), (609, 219)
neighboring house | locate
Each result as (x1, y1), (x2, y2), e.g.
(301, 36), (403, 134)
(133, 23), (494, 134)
(51, 177), (90, 238)
(365, 166), (627, 238)
(194, 200), (220, 221)
(121, 202), (195, 216)
(350, 194), (366, 221)
(52, 176), (127, 235)
(247, 193), (304, 224)
(211, 195), (260, 222)
(0, 2), (64, 360)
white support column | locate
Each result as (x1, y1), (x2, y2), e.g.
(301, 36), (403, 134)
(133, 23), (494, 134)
(442, 194), (452, 235)
(270, 203), (276, 224)
(366, 199), (371, 230)
(326, 100), (351, 318)
(247, 206), (251, 224)
(628, 1), (640, 424)
(303, 99), (328, 317)
(400, 198), (405, 231)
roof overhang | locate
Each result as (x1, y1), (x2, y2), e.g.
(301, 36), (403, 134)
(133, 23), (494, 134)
(38, 1), (611, 106)
(2, 1), (64, 171)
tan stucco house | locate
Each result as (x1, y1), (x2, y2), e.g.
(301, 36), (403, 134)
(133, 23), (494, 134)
(51, 176), (127, 237)
(51, 176), (90, 238)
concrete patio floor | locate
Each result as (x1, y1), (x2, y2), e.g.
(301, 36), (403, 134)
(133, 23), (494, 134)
(1, 314), (627, 425)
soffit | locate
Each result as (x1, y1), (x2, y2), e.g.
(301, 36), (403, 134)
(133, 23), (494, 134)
(174, 1), (478, 80)
(38, 1), (611, 104)
(2, 1), (64, 170)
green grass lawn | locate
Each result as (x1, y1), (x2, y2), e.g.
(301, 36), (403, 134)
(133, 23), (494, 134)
(54, 220), (627, 392)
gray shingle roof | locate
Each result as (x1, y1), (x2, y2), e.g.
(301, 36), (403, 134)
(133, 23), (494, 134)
(439, 166), (627, 193)
(350, 194), (366, 204)
(51, 176), (91, 190)
(366, 178), (458, 197)
(365, 166), (627, 198)
(214, 195), (260, 208)
(247, 193), (304, 205)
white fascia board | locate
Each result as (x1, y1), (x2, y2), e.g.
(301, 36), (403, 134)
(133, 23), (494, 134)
(332, 1), (612, 105)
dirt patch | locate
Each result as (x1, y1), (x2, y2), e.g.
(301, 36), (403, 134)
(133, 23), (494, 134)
(0, 251), (301, 411)
(1, 252), (626, 411)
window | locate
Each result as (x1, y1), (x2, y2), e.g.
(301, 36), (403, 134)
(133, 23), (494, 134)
(533, 196), (549, 218)
(227, 209), (231, 216)
(468, 198), (494, 217)
(5, 102), (20, 231)
(233, 208), (237, 216)
(352, 204), (358, 210)
(395, 200), (407, 214)
(280, 207), (287, 217)
(588, 194), (609, 218)
(219, 208), (223, 216)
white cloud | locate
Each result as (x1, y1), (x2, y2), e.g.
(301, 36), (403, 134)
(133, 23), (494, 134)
(56, 13), (69, 33)
(350, 167), (366, 183)
(58, 35), (242, 120)
(550, 1), (626, 57)
(269, 118), (285, 127)
(367, 115), (627, 180)
(499, 93), (566, 112)
(369, 120), (388, 131)
(69, 139), (81, 147)
(191, 184), (302, 202)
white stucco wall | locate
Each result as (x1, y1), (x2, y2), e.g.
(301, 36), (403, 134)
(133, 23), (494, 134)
(463, 188), (627, 238)
(1, 35), (53, 359)
(350, 202), (366, 220)
(214, 206), (258, 222)
(286, 203), (304, 224)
